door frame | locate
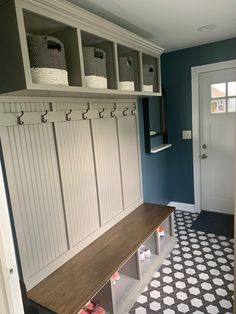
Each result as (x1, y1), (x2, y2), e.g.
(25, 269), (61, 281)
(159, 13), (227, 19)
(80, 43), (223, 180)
(191, 59), (236, 213)
(0, 159), (24, 314)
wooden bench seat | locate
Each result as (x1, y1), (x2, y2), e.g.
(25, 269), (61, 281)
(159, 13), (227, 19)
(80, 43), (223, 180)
(28, 203), (175, 314)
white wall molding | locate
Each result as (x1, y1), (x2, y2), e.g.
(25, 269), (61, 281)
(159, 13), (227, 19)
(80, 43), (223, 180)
(168, 201), (198, 213)
(191, 59), (236, 213)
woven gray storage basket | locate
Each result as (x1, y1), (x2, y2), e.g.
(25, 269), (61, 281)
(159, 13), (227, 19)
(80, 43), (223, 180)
(27, 34), (67, 70)
(143, 64), (154, 86)
(83, 47), (107, 78)
(119, 56), (134, 82)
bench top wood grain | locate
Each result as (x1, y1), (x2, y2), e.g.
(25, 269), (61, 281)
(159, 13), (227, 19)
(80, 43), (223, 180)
(28, 203), (175, 314)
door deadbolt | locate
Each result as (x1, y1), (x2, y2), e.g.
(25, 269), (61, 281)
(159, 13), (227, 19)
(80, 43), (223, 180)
(201, 153), (208, 159)
(202, 144), (207, 149)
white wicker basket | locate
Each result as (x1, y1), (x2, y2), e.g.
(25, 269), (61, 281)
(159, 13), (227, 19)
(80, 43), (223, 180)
(31, 68), (68, 85)
(84, 75), (107, 89)
(119, 81), (135, 91)
(143, 84), (153, 92)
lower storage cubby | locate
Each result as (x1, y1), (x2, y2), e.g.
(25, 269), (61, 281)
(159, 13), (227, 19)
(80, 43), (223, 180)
(157, 213), (175, 253)
(91, 281), (114, 314)
(112, 254), (139, 313)
(138, 233), (159, 277)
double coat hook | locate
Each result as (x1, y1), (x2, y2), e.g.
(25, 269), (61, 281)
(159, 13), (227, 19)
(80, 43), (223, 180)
(99, 108), (105, 118)
(82, 109), (89, 120)
(65, 109), (72, 121)
(17, 111), (24, 125)
(41, 110), (48, 123)
(111, 108), (116, 117)
(131, 107), (136, 115)
(123, 108), (129, 116)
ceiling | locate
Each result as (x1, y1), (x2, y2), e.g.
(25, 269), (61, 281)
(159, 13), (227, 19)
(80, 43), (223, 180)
(69, 0), (236, 52)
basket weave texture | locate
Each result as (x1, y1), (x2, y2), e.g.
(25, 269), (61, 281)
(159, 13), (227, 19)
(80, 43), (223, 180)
(27, 34), (67, 70)
(119, 56), (134, 82)
(83, 47), (107, 78)
(143, 64), (154, 85)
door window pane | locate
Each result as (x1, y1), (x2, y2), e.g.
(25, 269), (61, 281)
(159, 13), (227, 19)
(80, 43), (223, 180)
(211, 99), (226, 113)
(211, 83), (226, 98)
(228, 98), (236, 112)
(228, 81), (236, 96)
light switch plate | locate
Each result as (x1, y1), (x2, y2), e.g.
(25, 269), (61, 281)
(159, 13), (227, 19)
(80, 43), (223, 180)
(182, 130), (192, 139)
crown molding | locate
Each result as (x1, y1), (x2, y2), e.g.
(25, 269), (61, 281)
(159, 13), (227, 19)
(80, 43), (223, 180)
(22, 0), (164, 55)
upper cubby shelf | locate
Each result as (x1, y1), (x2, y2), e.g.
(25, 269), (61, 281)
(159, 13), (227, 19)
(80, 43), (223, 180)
(0, 0), (164, 97)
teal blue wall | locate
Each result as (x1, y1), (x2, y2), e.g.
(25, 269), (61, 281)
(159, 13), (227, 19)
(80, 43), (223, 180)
(139, 37), (236, 204)
(138, 97), (169, 204)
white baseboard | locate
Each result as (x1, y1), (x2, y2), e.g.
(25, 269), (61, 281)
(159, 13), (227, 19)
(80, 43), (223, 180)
(168, 201), (199, 213)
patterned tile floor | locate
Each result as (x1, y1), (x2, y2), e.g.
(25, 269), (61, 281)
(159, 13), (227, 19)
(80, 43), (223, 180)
(129, 210), (234, 314)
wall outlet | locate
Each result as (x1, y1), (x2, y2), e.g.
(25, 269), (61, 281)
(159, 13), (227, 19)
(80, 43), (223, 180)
(182, 130), (192, 140)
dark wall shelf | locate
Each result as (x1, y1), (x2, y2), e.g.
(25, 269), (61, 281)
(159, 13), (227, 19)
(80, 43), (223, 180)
(143, 88), (170, 154)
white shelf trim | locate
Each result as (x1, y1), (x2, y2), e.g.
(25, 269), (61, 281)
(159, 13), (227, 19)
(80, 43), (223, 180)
(151, 144), (172, 153)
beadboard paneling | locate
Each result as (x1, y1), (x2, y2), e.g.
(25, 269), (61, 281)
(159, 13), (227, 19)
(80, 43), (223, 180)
(92, 117), (123, 225)
(4, 123), (68, 279)
(118, 115), (141, 208)
(55, 119), (100, 247)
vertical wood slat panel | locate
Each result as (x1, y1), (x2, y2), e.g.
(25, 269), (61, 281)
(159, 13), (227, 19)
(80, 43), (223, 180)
(92, 117), (123, 225)
(117, 115), (141, 208)
(1, 102), (68, 285)
(55, 120), (100, 247)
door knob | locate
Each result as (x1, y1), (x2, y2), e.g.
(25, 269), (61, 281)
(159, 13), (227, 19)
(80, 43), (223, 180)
(201, 153), (208, 159)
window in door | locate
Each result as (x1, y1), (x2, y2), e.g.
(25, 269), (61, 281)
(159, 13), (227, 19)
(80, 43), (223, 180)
(211, 81), (236, 113)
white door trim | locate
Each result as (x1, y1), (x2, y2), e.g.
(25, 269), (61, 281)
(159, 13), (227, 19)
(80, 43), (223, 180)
(191, 59), (236, 213)
(0, 161), (24, 314)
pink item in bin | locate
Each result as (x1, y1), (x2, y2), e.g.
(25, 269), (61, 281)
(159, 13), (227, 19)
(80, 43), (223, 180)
(80, 302), (105, 314)
(112, 271), (120, 281)
(157, 226), (165, 238)
(111, 271), (120, 285)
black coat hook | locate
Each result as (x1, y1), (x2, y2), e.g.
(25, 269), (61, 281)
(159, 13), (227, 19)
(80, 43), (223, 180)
(111, 108), (116, 117)
(131, 107), (136, 115)
(123, 108), (129, 116)
(99, 108), (105, 118)
(41, 110), (48, 123)
(17, 111), (24, 125)
(82, 109), (89, 120)
(65, 109), (72, 121)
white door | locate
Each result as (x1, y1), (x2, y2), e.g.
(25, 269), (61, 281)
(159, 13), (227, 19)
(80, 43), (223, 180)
(200, 68), (236, 214)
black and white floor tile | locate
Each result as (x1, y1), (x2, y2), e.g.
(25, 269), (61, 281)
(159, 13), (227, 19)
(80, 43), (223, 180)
(129, 210), (234, 314)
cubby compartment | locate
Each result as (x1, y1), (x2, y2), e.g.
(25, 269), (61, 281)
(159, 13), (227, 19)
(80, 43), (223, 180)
(112, 254), (139, 312)
(81, 31), (117, 90)
(157, 214), (174, 252)
(117, 45), (140, 91)
(138, 233), (159, 277)
(23, 10), (82, 87)
(142, 53), (160, 93)
(91, 281), (114, 314)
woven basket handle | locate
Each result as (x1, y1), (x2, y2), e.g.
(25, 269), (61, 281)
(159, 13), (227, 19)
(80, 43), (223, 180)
(45, 36), (65, 54)
(127, 57), (132, 66)
(149, 65), (154, 72)
(94, 48), (105, 59)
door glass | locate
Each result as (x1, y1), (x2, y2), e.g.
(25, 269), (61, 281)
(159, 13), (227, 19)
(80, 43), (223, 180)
(228, 98), (236, 112)
(228, 81), (236, 96)
(211, 99), (226, 113)
(211, 83), (226, 98)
